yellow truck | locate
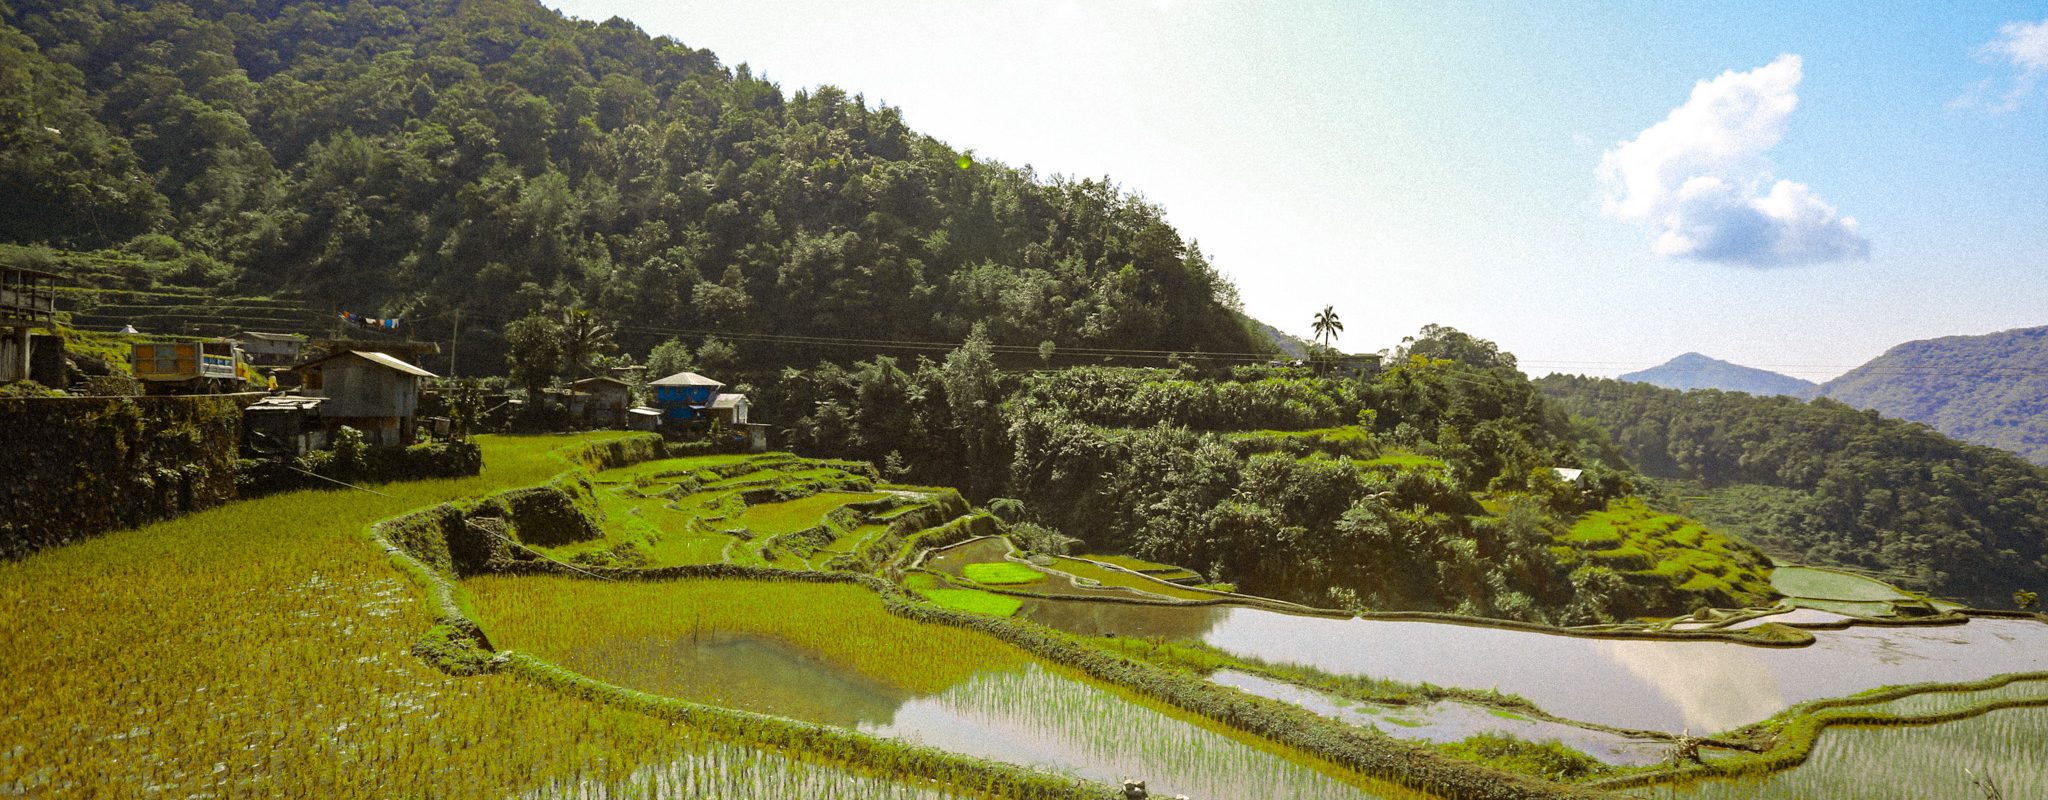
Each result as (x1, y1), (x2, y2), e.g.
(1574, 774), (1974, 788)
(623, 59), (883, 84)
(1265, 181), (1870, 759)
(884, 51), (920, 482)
(131, 340), (265, 395)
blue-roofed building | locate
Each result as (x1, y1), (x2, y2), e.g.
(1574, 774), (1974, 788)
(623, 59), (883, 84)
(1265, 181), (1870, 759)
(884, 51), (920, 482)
(647, 371), (725, 422)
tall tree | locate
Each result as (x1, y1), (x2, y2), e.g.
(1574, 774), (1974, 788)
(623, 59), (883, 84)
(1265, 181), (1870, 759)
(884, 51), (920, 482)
(503, 313), (563, 399)
(1312, 305), (1344, 350)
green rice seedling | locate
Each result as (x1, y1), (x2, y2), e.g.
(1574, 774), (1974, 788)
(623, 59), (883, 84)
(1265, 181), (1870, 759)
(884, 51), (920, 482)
(903, 574), (1025, 617)
(961, 561), (1047, 585)
(0, 433), (802, 800)
(522, 739), (979, 799)
(1641, 707), (2048, 800)
(736, 491), (889, 536)
(1047, 557), (1222, 601)
(1768, 566), (1914, 602)
(464, 576), (1024, 696)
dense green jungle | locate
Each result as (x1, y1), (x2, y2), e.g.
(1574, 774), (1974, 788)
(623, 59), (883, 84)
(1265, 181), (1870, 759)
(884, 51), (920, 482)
(5, 1), (2048, 799)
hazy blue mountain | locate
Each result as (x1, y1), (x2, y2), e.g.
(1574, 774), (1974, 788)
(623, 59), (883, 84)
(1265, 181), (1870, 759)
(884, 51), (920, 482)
(1817, 325), (2048, 465)
(1619, 352), (1818, 397)
(1254, 319), (1316, 359)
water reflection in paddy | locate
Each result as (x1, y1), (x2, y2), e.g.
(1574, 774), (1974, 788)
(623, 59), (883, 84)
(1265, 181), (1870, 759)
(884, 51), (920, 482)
(1019, 600), (2048, 734)
(1209, 670), (1671, 766)
(572, 632), (1416, 800)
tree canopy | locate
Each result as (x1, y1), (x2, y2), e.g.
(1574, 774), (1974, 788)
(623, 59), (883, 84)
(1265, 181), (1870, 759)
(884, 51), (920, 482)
(0, 0), (1263, 372)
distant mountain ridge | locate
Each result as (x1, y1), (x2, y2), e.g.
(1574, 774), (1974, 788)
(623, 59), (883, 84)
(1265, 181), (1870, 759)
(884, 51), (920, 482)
(1619, 352), (1818, 397)
(1816, 325), (2048, 465)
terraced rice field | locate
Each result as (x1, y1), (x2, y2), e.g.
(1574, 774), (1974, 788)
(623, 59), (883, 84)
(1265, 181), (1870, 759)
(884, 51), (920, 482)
(0, 435), (975, 799)
(1641, 706), (2048, 800)
(464, 575), (1430, 800)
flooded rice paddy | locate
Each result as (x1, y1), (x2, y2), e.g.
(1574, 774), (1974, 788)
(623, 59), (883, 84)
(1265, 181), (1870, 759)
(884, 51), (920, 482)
(1208, 670), (1670, 766)
(532, 630), (1420, 800)
(1018, 600), (2048, 734)
(1637, 705), (2048, 800)
(521, 739), (975, 800)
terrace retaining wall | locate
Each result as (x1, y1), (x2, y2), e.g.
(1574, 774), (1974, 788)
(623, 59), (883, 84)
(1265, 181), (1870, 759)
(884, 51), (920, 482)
(0, 393), (260, 558)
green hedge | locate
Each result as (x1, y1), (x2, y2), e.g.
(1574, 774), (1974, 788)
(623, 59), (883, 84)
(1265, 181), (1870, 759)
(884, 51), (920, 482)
(1, 394), (250, 557)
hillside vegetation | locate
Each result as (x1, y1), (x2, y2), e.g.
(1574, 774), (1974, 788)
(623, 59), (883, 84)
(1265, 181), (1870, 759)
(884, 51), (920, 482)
(767, 326), (1775, 623)
(0, 0), (1261, 366)
(1815, 325), (2048, 465)
(1538, 375), (2048, 605)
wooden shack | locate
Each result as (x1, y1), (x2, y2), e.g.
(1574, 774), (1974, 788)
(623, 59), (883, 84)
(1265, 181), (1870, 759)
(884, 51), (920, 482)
(292, 350), (435, 446)
(706, 392), (749, 425)
(0, 265), (59, 384)
(568, 376), (632, 428)
(243, 395), (327, 455)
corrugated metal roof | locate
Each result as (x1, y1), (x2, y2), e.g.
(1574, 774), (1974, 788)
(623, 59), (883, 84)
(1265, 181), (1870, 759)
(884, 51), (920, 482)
(352, 351), (437, 377)
(247, 396), (325, 412)
(648, 371), (725, 387)
(570, 377), (632, 389)
(709, 393), (747, 409)
(294, 350), (436, 377)
(235, 330), (304, 342)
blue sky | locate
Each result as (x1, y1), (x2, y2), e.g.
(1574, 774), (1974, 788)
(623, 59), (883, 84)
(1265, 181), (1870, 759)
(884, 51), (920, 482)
(546, 1), (2047, 379)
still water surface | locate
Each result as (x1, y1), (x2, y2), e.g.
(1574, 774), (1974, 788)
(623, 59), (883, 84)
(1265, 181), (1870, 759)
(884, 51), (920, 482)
(1019, 600), (2048, 733)
(570, 632), (1417, 800)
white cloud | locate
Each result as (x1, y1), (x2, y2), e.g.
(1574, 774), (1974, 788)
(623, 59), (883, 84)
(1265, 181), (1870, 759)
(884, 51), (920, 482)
(1600, 55), (1869, 267)
(1965, 16), (2048, 112)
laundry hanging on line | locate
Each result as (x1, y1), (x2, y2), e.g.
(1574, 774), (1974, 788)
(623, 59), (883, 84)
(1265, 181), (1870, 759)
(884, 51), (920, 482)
(339, 311), (400, 331)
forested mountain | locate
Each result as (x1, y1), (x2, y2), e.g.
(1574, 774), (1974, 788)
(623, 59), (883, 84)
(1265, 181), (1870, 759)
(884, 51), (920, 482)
(1619, 352), (1816, 397)
(762, 325), (1778, 623)
(1538, 374), (2048, 605)
(0, 0), (1262, 368)
(1815, 325), (2048, 465)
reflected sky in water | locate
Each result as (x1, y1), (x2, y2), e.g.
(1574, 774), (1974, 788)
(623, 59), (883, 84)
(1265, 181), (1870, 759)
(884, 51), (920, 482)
(1019, 599), (2048, 734)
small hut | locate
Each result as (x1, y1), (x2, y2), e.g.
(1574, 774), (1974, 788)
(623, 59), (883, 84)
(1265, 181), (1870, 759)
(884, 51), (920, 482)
(292, 350), (435, 446)
(0, 265), (59, 384)
(568, 376), (633, 428)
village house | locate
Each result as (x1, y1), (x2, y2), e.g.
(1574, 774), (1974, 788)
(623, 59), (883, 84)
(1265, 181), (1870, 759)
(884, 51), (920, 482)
(568, 376), (632, 428)
(292, 350), (435, 447)
(647, 371), (725, 421)
(230, 330), (306, 367)
(0, 265), (58, 384)
(646, 370), (768, 451)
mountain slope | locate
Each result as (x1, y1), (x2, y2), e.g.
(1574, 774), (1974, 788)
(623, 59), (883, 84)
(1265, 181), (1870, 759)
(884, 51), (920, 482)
(1619, 352), (1816, 397)
(0, 0), (1261, 370)
(1817, 325), (2048, 465)
(1539, 373), (2048, 605)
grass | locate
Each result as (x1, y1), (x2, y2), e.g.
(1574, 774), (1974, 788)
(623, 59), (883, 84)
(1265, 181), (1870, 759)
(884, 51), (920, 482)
(735, 491), (890, 535)
(1078, 553), (1203, 582)
(1362, 452), (1448, 470)
(1557, 499), (1776, 608)
(1769, 566), (1914, 602)
(1047, 556), (1223, 601)
(962, 561), (1048, 585)
(465, 576), (1024, 696)
(904, 573), (1024, 617)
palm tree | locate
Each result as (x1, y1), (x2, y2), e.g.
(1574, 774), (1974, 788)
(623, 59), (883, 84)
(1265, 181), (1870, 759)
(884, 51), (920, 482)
(1311, 305), (1343, 350)
(558, 307), (617, 379)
